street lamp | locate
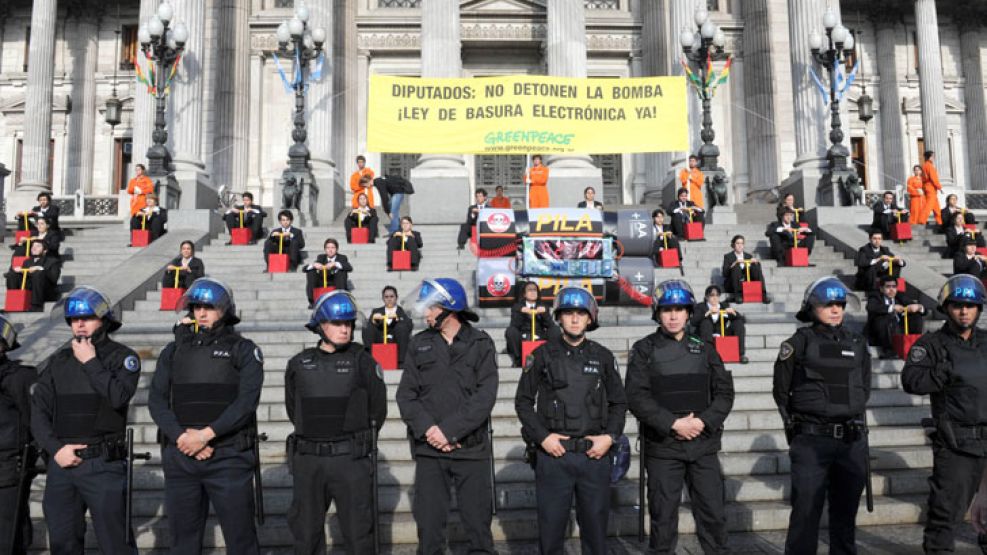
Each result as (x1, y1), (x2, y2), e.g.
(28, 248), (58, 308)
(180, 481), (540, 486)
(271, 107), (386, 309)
(137, 0), (187, 182)
(277, 2), (325, 174)
(105, 9), (123, 128)
(680, 7), (730, 174)
(809, 7), (856, 175)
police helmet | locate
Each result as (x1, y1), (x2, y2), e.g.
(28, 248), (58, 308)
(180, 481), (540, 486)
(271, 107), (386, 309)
(796, 276), (850, 323)
(306, 290), (362, 333)
(552, 286), (600, 331)
(651, 279), (695, 322)
(177, 278), (240, 325)
(62, 286), (122, 332)
(0, 315), (20, 351)
(937, 274), (986, 311)
(413, 278), (479, 323)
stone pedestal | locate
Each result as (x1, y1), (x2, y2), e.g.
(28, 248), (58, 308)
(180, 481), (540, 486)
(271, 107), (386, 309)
(273, 169), (319, 227)
(174, 168), (217, 211)
(313, 167), (346, 225)
(409, 162), (471, 224)
(159, 209), (223, 234)
(780, 167), (870, 227)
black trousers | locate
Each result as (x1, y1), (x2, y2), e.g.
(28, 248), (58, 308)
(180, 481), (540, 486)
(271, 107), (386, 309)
(646, 453), (728, 555)
(724, 263), (768, 300)
(773, 233), (816, 260)
(457, 222), (475, 248)
(287, 451), (374, 555)
(305, 270), (349, 304)
(671, 214), (705, 238)
(42, 456), (135, 554)
(224, 213), (263, 240)
(856, 265), (902, 291)
(504, 324), (560, 367)
(161, 444), (259, 555)
(785, 433), (867, 555)
(534, 450), (611, 554)
(129, 215), (166, 241)
(868, 312), (925, 351)
(344, 215), (379, 244)
(412, 456), (494, 555)
(362, 320), (413, 364)
(264, 238), (303, 270)
(4, 270), (55, 310)
(696, 317), (747, 356)
(651, 238), (683, 265)
(923, 443), (987, 554)
(162, 269), (196, 290)
(0, 483), (31, 554)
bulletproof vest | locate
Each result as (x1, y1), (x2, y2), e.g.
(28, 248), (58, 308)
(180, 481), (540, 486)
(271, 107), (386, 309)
(941, 337), (987, 425)
(0, 365), (21, 452)
(51, 348), (126, 439)
(171, 331), (241, 427)
(790, 328), (868, 420)
(648, 335), (710, 414)
(537, 342), (607, 437)
(293, 347), (369, 440)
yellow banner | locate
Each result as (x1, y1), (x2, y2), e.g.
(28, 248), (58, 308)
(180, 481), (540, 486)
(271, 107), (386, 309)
(367, 74), (689, 155)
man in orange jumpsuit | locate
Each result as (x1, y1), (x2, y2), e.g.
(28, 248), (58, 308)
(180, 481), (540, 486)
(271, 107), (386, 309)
(916, 151), (942, 226)
(525, 154), (550, 209)
(349, 155), (375, 208)
(679, 155), (705, 209)
(127, 163), (153, 217)
(907, 165), (925, 227)
(490, 185), (512, 209)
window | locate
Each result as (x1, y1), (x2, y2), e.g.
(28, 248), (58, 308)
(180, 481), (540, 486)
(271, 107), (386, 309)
(14, 138), (55, 186)
(585, 0), (619, 8)
(851, 137), (867, 188)
(378, 0), (420, 7)
(475, 155), (526, 207)
(917, 137), (925, 166)
(590, 154), (622, 204)
(114, 139), (133, 191)
(121, 25), (138, 70)
(380, 153), (420, 180)
(274, 0), (294, 7)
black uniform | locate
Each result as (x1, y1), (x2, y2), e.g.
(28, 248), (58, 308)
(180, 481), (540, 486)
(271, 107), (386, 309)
(0, 356), (36, 554)
(503, 301), (560, 367)
(396, 323), (498, 554)
(224, 204), (267, 240)
(161, 256), (205, 289)
(626, 331), (734, 554)
(361, 306), (414, 365)
(902, 325), (987, 553)
(147, 323), (264, 555)
(285, 342), (387, 554)
(773, 324), (872, 555)
(854, 244), (904, 291)
(514, 338), (627, 554)
(31, 334), (141, 554)
(304, 254), (353, 304)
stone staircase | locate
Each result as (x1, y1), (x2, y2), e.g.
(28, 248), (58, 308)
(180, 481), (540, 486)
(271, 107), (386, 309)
(874, 223), (955, 278)
(18, 221), (940, 551)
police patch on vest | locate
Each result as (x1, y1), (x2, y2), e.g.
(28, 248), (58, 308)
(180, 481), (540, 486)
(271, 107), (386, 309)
(123, 355), (141, 373)
(523, 354), (535, 373)
(212, 350), (231, 359)
(583, 365), (600, 375)
(253, 347), (264, 364)
(778, 341), (794, 361)
(336, 360), (352, 373)
(909, 345), (928, 363)
(417, 344), (433, 353)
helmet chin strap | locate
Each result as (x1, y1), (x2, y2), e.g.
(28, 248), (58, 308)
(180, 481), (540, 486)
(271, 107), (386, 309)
(318, 322), (354, 349)
(430, 309), (452, 331)
(562, 328), (585, 342)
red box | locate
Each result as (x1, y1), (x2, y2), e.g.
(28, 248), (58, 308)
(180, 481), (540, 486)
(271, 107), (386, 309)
(160, 288), (186, 311)
(978, 247), (987, 257)
(471, 226), (478, 246)
(798, 221), (810, 228)
(521, 340), (546, 364)
(230, 227), (252, 245)
(715, 336), (741, 363)
(742, 281), (763, 303)
(785, 247), (810, 267)
(893, 334), (922, 360)
(131, 229), (150, 247)
(392, 250), (412, 271)
(4, 289), (31, 312)
(351, 227), (370, 244)
(890, 223), (913, 241)
(683, 222), (704, 241)
(268, 254), (290, 273)
(965, 224), (978, 232)
(313, 286), (336, 302)
(657, 249), (680, 268)
(372, 342), (399, 370)
(13, 231), (31, 243)
(10, 256), (26, 271)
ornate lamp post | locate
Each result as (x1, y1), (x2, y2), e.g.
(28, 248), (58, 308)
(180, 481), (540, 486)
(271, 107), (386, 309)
(809, 8), (856, 176)
(276, 3), (325, 174)
(104, 19), (123, 128)
(680, 6), (729, 174)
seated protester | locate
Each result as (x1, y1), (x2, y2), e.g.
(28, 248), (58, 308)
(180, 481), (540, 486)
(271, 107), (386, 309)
(343, 192), (379, 243)
(721, 234), (769, 303)
(577, 186), (604, 210)
(941, 193), (976, 233)
(953, 237), (987, 278)
(304, 238), (352, 306)
(650, 208), (682, 264)
(865, 275), (925, 357)
(263, 209), (306, 271)
(11, 216), (60, 259)
(871, 190), (909, 237)
(776, 192), (806, 225)
(5, 241), (61, 311)
(489, 185), (512, 209)
(162, 240), (205, 289)
(503, 281), (561, 367)
(223, 191), (266, 243)
(19, 191), (62, 240)
(387, 216), (423, 271)
(457, 188), (488, 250)
(667, 187), (705, 238)
(854, 229), (905, 291)
(130, 194), (168, 242)
(768, 208), (815, 261)
(690, 284), (748, 364)
(944, 211), (985, 258)
(362, 285), (414, 365)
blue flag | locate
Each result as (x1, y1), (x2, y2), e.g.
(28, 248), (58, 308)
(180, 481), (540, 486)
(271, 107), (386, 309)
(272, 53), (294, 94)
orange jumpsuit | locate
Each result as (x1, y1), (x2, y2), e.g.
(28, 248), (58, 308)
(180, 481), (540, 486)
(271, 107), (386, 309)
(915, 160), (942, 225)
(526, 165), (550, 209)
(679, 167), (705, 209)
(490, 196), (512, 209)
(906, 176), (925, 226)
(127, 174), (153, 216)
(349, 167), (376, 208)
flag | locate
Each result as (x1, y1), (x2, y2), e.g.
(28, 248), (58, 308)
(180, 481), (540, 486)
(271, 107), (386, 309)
(704, 50), (715, 87)
(163, 52), (182, 95)
(133, 54), (154, 93)
(808, 66), (829, 106)
(679, 57), (703, 95)
(272, 52), (294, 94)
(310, 52), (326, 82)
(714, 55), (732, 87)
(146, 52), (157, 94)
(838, 60), (859, 101)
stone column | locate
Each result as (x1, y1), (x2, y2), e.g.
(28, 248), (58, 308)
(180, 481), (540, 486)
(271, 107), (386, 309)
(12, 0), (58, 213)
(409, 0), (470, 224)
(213, 0), (250, 191)
(66, 6), (100, 195)
(788, 0), (830, 170)
(638, 0), (667, 203)
(333, 0), (358, 196)
(959, 13), (987, 190)
(132, 0), (160, 171)
(543, 0), (602, 208)
(874, 11), (907, 190)
(741, 0), (780, 200)
(915, 0), (952, 185)
(306, 0), (343, 223)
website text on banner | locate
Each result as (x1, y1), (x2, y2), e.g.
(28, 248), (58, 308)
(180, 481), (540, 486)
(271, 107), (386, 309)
(367, 75), (690, 155)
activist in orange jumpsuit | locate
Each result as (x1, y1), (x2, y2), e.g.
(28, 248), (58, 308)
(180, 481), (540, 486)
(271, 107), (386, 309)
(525, 154), (550, 209)
(679, 155), (705, 209)
(916, 151), (943, 226)
(350, 155), (376, 208)
(906, 165), (925, 226)
(490, 185), (512, 209)
(127, 163), (153, 217)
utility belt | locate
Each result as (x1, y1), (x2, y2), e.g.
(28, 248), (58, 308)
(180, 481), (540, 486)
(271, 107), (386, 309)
(415, 427), (485, 449)
(924, 417), (987, 450)
(791, 421), (867, 442)
(288, 431), (372, 459)
(159, 427), (257, 451)
(558, 437), (594, 452)
(74, 434), (127, 461)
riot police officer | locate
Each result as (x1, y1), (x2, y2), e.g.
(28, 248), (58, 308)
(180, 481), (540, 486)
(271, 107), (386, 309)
(515, 286), (627, 554)
(0, 315), (36, 554)
(626, 279), (734, 554)
(147, 278), (264, 554)
(30, 286), (140, 554)
(396, 278), (498, 554)
(773, 276), (871, 554)
(902, 274), (987, 553)
(286, 290), (386, 554)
